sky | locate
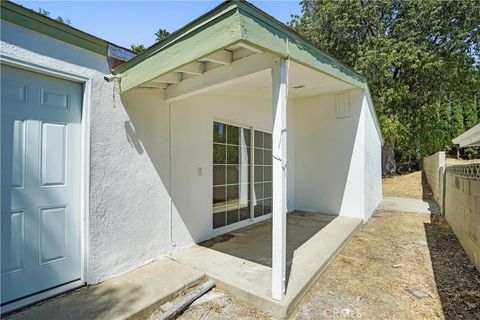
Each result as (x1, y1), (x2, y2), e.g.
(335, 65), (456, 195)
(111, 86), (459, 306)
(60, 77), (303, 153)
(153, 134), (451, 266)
(14, 1), (302, 49)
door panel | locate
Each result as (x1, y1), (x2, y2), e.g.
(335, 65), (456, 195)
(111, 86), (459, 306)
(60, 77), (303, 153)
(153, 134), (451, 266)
(1, 65), (82, 305)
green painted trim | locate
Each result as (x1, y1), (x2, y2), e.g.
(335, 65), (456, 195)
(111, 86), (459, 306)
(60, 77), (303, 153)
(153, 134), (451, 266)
(1, 1), (109, 55)
(117, 0), (368, 93)
(119, 10), (243, 92)
(237, 2), (366, 88)
(114, 1), (238, 74)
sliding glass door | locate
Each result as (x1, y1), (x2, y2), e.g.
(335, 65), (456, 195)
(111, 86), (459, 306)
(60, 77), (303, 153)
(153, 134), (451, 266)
(213, 122), (251, 229)
(213, 121), (272, 230)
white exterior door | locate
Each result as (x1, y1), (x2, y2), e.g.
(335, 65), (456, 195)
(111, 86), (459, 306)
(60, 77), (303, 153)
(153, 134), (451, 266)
(1, 65), (82, 305)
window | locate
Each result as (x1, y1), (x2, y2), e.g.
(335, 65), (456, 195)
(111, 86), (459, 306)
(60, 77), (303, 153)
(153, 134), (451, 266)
(212, 121), (272, 230)
(213, 122), (251, 229)
(253, 130), (272, 217)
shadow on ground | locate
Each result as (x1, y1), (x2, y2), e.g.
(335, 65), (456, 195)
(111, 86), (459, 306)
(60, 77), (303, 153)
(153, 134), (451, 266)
(424, 215), (480, 319)
(4, 283), (143, 320)
(199, 211), (335, 284)
(421, 170), (480, 318)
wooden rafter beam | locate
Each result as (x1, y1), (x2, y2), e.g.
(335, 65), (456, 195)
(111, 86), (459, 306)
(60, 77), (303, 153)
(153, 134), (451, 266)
(176, 62), (205, 75)
(202, 50), (232, 65)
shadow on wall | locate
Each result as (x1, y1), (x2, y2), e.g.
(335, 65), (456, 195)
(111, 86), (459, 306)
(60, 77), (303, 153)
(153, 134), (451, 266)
(294, 90), (364, 215)
(423, 215), (480, 319)
(120, 88), (205, 249)
(124, 121), (144, 155)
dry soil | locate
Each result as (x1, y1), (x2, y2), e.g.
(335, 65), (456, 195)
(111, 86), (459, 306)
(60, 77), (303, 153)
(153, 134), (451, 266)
(176, 172), (480, 320)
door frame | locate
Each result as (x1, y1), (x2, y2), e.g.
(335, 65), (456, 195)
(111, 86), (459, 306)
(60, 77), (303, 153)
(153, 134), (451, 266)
(211, 117), (273, 237)
(0, 54), (91, 313)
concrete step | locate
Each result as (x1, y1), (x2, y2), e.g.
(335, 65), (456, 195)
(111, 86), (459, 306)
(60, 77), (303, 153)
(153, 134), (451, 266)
(5, 259), (204, 320)
(170, 214), (362, 319)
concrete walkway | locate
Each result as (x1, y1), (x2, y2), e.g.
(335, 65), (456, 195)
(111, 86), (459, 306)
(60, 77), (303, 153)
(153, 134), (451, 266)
(5, 259), (204, 320)
(379, 196), (440, 214)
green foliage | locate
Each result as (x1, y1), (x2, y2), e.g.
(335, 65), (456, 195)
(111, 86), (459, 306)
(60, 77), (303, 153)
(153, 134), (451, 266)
(155, 28), (170, 42)
(130, 44), (146, 53)
(290, 0), (480, 170)
(130, 27), (170, 54)
(38, 7), (71, 25)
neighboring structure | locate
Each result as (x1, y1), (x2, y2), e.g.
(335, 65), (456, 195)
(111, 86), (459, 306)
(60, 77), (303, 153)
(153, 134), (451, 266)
(452, 123), (480, 148)
(1, 0), (383, 312)
(423, 129), (480, 272)
(444, 164), (480, 272)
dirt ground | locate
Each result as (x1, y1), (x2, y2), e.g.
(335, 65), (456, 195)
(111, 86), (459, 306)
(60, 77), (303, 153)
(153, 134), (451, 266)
(176, 173), (480, 320)
(382, 171), (431, 199)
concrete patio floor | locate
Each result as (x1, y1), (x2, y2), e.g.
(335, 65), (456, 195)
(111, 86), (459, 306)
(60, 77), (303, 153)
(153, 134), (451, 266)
(4, 212), (361, 320)
(169, 211), (361, 318)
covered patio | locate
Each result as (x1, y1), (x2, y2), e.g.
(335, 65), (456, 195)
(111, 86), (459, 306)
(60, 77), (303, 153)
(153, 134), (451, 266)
(115, 0), (382, 316)
(169, 212), (360, 318)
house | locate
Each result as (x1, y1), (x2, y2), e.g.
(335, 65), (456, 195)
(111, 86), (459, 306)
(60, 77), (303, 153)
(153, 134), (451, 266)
(1, 0), (383, 314)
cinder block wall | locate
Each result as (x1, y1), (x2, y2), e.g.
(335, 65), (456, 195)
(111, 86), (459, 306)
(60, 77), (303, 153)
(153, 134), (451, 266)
(444, 165), (480, 272)
(423, 151), (446, 207)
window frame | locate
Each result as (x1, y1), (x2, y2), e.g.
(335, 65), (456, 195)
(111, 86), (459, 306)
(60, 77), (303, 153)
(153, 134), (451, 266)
(212, 119), (273, 236)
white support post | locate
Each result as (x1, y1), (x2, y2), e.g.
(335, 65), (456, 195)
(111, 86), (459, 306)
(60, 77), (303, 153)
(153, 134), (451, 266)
(271, 58), (288, 301)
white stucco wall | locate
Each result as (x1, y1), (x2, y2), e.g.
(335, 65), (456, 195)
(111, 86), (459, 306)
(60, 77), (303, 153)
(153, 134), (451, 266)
(294, 90), (361, 215)
(363, 95), (383, 218)
(168, 92), (297, 245)
(293, 89), (382, 219)
(1, 21), (173, 284)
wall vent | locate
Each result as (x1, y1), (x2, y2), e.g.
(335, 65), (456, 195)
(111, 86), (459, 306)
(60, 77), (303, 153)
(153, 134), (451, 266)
(335, 93), (350, 119)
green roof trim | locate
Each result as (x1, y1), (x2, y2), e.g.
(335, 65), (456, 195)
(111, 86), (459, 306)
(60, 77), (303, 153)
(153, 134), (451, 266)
(115, 0), (368, 93)
(1, 1), (116, 56)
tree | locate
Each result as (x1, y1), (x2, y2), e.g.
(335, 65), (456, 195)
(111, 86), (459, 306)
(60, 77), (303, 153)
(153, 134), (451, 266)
(290, 0), (480, 171)
(130, 28), (170, 54)
(130, 44), (146, 53)
(155, 28), (170, 42)
(38, 8), (71, 25)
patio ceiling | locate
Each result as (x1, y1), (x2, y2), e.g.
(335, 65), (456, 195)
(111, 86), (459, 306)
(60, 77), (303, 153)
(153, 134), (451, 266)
(204, 60), (356, 98)
(113, 0), (368, 94)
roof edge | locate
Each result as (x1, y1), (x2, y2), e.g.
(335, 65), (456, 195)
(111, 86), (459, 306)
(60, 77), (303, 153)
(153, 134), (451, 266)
(114, 1), (238, 74)
(1, 1), (132, 56)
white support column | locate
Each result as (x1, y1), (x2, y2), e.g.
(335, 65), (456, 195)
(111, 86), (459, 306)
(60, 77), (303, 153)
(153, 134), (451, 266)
(271, 58), (288, 301)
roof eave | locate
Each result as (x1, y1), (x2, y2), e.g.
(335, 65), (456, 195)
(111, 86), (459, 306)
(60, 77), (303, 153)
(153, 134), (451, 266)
(1, 1), (114, 56)
(116, 1), (368, 93)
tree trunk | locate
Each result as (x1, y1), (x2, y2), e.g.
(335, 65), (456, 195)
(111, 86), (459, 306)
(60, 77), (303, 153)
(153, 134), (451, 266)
(382, 140), (396, 176)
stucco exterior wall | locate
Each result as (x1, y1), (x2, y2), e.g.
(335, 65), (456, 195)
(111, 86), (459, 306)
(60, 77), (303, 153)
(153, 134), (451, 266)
(1, 21), (173, 284)
(363, 95), (383, 218)
(294, 89), (381, 219)
(444, 166), (480, 271)
(423, 151), (446, 208)
(168, 92), (297, 245)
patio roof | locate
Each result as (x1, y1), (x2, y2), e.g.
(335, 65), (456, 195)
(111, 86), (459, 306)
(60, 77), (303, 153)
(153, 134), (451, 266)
(113, 0), (368, 94)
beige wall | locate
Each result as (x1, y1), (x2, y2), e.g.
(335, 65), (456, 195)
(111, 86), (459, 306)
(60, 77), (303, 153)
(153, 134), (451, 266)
(423, 151), (446, 208)
(444, 167), (480, 271)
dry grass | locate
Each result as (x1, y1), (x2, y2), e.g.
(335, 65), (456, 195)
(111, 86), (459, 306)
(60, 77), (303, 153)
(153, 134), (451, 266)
(382, 171), (431, 199)
(174, 171), (480, 320)
(445, 158), (480, 166)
